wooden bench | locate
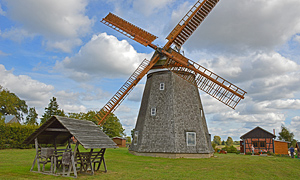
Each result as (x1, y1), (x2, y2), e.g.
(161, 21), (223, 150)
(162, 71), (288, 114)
(76, 148), (107, 175)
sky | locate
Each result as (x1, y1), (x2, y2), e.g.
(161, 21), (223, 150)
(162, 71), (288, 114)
(0, 0), (300, 141)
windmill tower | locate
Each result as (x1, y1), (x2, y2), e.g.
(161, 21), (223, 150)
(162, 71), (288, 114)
(96, 0), (247, 158)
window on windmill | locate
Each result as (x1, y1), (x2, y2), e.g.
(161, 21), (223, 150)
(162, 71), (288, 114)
(151, 107), (156, 116)
(186, 132), (196, 146)
(134, 131), (138, 145)
(160, 83), (165, 90)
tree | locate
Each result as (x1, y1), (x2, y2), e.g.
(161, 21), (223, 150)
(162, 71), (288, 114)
(102, 113), (125, 138)
(40, 97), (65, 124)
(0, 112), (5, 124)
(213, 136), (221, 145)
(131, 129), (135, 140)
(221, 140), (225, 145)
(126, 136), (131, 143)
(68, 111), (97, 124)
(68, 110), (125, 138)
(0, 86), (28, 120)
(25, 107), (38, 125)
(226, 137), (234, 146)
(233, 141), (240, 145)
(211, 142), (217, 150)
(278, 125), (297, 147)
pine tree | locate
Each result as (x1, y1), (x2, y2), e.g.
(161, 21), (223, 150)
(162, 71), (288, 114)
(40, 97), (64, 124)
(25, 107), (38, 125)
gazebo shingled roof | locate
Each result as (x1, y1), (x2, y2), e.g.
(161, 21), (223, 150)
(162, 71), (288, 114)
(23, 115), (117, 149)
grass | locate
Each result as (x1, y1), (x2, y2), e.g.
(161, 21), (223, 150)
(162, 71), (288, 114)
(0, 147), (299, 180)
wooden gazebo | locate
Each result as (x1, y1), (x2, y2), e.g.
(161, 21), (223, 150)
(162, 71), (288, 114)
(23, 116), (117, 178)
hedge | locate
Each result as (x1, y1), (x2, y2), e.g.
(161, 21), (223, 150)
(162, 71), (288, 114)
(0, 123), (38, 149)
(221, 145), (238, 153)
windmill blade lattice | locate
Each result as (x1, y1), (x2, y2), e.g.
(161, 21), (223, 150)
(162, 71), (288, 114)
(97, 0), (246, 125)
(95, 58), (150, 125)
(162, 50), (246, 109)
(165, 0), (220, 49)
(101, 13), (158, 47)
(95, 55), (162, 125)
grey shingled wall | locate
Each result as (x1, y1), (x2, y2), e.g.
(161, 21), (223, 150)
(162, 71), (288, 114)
(129, 70), (213, 154)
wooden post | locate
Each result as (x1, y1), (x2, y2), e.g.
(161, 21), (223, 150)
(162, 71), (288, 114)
(32, 138), (41, 172)
(103, 157), (107, 172)
(273, 138), (275, 153)
(53, 137), (57, 174)
(30, 138), (39, 171)
(72, 141), (79, 177)
(243, 139), (245, 155)
(89, 149), (94, 175)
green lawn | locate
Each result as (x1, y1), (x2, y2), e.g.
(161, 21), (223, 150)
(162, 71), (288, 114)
(0, 147), (299, 180)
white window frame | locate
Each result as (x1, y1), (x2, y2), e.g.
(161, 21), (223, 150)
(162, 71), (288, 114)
(151, 107), (156, 116)
(186, 132), (196, 146)
(134, 131), (138, 145)
(160, 83), (165, 90)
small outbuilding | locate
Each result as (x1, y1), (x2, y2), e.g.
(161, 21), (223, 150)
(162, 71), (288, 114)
(4, 115), (19, 124)
(274, 140), (289, 155)
(23, 115), (117, 178)
(112, 137), (126, 147)
(240, 126), (289, 155)
(296, 142), (300, 156)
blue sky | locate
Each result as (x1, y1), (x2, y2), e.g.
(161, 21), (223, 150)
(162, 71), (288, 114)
(1, 0), (300, 141)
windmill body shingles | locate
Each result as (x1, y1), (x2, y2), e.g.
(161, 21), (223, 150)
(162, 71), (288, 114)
(129, 70), (213, 155)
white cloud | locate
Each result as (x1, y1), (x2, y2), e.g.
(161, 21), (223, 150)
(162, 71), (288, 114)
(0, 3), (5, 16)
(0, 64), (54, 109)
(266, 99), (300, 110)
(0, 50), (9, 56)
(0, 64), (97, 117)
(0, 28), (34, 42)
(55, 33), (152, 81)
(132, 0), (175, 16)
(294, 35), (300, 44)
(181, 0), (300, 53)
(46, 38), (83, 53)
(127, 83), (145, 102)
(3, 0), (93, 52)
(61, 104), (87, 113)
(289, 116), (300, 141)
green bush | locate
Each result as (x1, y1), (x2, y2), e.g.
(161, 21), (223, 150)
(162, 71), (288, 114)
(222, 145), (238, 153)
(246, 152), (252, 155)
(0, 123), (38, 149)
(211, 142), (217, 149)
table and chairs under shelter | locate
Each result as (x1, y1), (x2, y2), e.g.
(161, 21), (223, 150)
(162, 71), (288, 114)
(23, 115), (117, 178)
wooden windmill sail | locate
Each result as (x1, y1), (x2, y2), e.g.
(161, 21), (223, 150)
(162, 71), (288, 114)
(97, 0), (246, 158)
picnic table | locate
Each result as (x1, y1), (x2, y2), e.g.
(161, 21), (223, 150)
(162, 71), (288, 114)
(31, 139), (108, 177)
(23, 116), (117, 178)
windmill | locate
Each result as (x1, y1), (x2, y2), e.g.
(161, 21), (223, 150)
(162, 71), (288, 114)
(96, 0), (246, 158)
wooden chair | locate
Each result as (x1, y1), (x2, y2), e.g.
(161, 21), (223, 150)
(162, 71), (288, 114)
(61, 151), (72, 176)
(39, 148), (54, 172)
(76, 151), (94, 175)
(92, 149), (107, 172)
